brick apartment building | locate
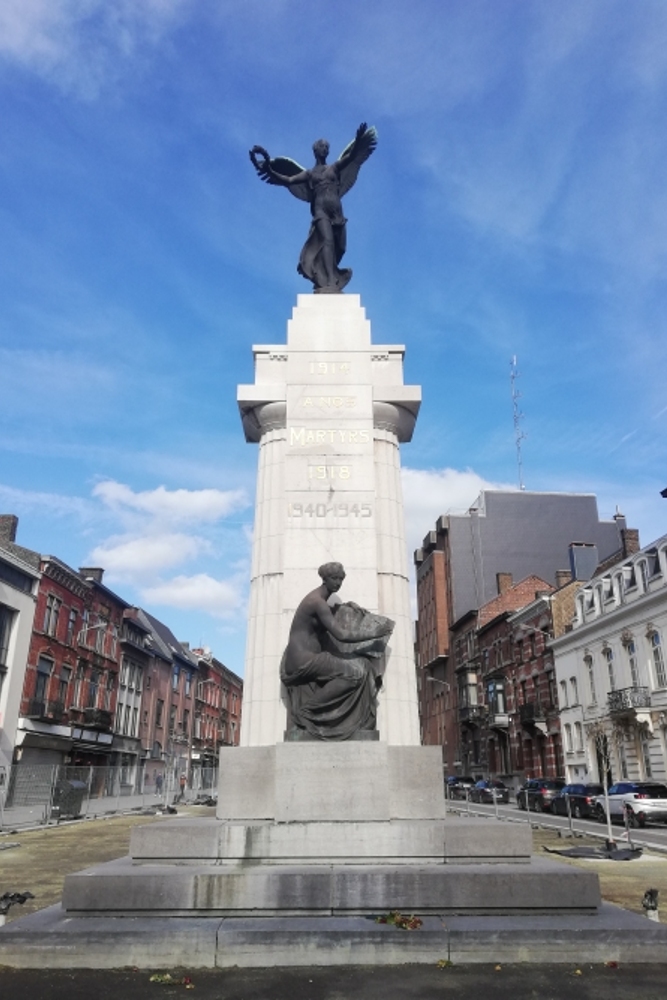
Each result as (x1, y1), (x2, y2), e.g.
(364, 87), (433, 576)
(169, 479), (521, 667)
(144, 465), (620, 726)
(0, 515), (243, 789)
(415, 490), (639, 787)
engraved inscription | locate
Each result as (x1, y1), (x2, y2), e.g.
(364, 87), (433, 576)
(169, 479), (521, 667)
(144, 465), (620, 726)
(307, 465), (351, 480)
(289, 427), (370, 446)
(288, 502), (372, 519)
(300, 396), (357, 408)
(308, 362), (351, 375)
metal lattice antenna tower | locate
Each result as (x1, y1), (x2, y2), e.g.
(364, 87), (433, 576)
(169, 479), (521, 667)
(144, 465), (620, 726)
(510, 355), (526, 491)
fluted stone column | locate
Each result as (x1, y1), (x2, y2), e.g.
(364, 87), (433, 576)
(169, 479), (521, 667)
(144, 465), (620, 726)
(238, 295), (421, 746)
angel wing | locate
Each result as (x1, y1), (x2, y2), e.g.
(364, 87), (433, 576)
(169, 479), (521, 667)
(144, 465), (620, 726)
(251, 151), (311, 203)
(337, 125), (378, 198)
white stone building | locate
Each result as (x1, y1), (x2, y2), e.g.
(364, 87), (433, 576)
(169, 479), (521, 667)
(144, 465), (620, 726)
(552, 534), (667, 784)
(0, 546), (40, 775)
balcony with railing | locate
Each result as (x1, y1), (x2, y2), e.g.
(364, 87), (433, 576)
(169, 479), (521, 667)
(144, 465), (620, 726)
(26, 699), (66, 722)
(608, 686), (651, 716)
(458, 704), (485, 726)
(83, 707), (113, 730)
(488, 711), (510, 729)
(519, 700), (547, 727)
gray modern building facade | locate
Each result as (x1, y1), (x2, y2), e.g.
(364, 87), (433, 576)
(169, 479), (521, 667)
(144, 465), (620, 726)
(415, 490), (637, 633)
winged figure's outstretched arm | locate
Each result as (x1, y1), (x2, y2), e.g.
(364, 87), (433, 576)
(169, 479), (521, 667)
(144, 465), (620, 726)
(249, 147), (311, 203)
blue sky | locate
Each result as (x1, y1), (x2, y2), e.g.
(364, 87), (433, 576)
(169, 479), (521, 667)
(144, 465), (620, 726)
(1, 0), (666, 674)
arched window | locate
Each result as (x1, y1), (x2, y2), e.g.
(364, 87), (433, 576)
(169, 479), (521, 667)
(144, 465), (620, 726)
(604, 647), (616, 691)
(649, 631), (666, 688)
(584, 654), (597, 704)
(624, 638), (640, 688)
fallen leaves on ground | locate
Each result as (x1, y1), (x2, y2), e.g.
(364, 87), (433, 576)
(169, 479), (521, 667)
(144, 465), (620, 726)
(375, 910), (423, 930)
(149, 973), (194, 987)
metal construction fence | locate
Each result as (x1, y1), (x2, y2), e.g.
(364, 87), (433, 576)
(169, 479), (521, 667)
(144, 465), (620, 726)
(0, 763), (219, 830)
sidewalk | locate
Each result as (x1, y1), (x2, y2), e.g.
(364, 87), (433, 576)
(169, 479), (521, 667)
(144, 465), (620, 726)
(0, 963), (664, 999)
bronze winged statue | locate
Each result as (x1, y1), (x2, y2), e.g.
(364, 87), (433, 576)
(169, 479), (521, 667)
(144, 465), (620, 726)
(249, 123), (378, 293)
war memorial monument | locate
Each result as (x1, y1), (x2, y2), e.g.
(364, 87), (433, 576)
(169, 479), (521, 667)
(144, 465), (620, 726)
(1, 124), (666, 968)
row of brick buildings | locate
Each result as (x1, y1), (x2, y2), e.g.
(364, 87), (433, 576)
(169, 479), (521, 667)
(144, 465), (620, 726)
(415, 490), (644, 792)
(0, 515), (242, 791)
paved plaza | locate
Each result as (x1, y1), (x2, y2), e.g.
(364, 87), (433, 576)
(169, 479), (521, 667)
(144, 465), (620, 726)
(0, 963), (665, 1000)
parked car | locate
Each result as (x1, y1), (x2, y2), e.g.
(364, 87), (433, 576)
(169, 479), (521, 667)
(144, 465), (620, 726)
(517, 778), (566, 812)
(550, 783), (604, 819)
(593, 781), (667, 828)
(446, 776), (476, 800)
(470, 779), (510, 804)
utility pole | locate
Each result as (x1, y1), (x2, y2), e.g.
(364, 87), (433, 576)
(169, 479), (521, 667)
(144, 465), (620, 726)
(510, 356), (526, 491)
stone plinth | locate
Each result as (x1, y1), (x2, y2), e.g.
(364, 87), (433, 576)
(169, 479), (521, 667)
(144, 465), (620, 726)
(215, 744), (446, 822)
(61, 857), (599, 917)
(238, 295), (421, 746)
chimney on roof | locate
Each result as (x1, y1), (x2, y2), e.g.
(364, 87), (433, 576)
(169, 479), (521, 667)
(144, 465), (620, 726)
(0, 514), (19, 544)
(79, 567), (104, 584)
(621, 528), (640, 557)
(555, 569), (572, 589)
(496, 572), (513, 596)
(181, 641), (190, 651)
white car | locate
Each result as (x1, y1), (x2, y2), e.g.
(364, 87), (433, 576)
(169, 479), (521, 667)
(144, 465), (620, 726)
(594, 781), (667, 828)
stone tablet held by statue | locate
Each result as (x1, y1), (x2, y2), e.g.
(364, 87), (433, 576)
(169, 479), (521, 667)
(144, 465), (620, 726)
(280, 562), (394, 741)
(249, 123), (378, 294)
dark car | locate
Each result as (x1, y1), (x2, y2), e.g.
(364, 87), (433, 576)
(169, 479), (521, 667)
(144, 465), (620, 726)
(470, 780), (510, 804)
(446, 776), (476, 800)
(517, 778), (566, 812)
(550, 783), (604, 819)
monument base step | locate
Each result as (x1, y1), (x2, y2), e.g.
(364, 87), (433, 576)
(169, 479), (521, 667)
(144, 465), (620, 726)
(129, 816), (532, 865)
(61, 857), (600, 916)
(1, 903), (666, 968)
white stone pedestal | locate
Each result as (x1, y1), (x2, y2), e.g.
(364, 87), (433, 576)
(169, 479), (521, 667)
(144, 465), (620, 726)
(238, 295), (421, 746)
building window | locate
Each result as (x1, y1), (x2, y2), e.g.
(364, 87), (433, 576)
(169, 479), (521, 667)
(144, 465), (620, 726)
(43, 595), (62, 637)
(156, 699), (164, 728)
(73, 662), (86, 706)
(547, 671), (557, 708)
(58, 666), (71, 704)
(619, 740), (629, 780)
(559, 680), (568, 708)
(640, 732), (653, 778)
(109, 624), (118, 658)
(584, 655), (597, 703)
(88, 670), (99, 708)
(650, 632), (667, 688)
(570, 677), (579, 705)
(172, 666), (180, 692)
(0, 604), (15, 668)
(169, 704), (176, 734)
(35, 656), (53, 702)
(105, 671), (114, 710)
(564, 723), (573, 752)
(66, 608), (77, 645)
(183, 709), (190, 734)
(95, 619), (108, 654)
(574, 721), (584, 752)
(185, 671), (192, 696)
(604, 647), (616, 691)
(626, 640), (640, 688)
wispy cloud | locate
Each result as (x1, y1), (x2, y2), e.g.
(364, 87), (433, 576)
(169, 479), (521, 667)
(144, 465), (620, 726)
(402, 466), (516, 556)
(141, 572), (245, 619)
(0, 0), (190, 96)
(92, 480), (248, 524)
(88, 531), (209, 580)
